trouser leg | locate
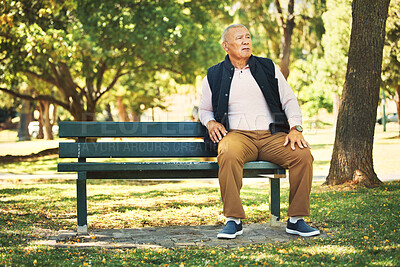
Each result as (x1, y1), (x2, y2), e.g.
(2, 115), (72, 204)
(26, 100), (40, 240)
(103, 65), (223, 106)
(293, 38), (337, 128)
(257, 132), (314, 217)
(217, 131), (258, 219)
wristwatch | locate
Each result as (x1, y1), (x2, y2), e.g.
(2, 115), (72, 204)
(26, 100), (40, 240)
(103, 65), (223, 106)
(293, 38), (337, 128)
(291, 125), (303, 132)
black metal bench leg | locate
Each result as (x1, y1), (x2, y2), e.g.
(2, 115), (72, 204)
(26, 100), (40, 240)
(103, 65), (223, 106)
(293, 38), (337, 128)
(269, 178), (281, 227)
(77, 172), (88, 235)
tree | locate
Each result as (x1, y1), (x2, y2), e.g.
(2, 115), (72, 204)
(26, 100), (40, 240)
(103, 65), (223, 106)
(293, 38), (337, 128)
(326, 0), (390, 187)
(0, 0), (229, 121)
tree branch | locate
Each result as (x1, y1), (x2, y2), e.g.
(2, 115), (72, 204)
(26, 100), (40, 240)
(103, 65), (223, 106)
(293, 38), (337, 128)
(96, 67), (123, 100)
(24, 70), (58, 88)
(155, 64), (183, 75)
(274, 0), (286, 27)
(96, 60), (107, 93)
(0, 87), (70, 110)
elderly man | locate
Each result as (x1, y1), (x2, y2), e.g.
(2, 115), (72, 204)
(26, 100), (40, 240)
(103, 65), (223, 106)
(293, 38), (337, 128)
(199, 24), (320, 239)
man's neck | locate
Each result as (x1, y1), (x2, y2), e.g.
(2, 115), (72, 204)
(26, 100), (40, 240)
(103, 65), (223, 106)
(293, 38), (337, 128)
(229, 57), (250, 70)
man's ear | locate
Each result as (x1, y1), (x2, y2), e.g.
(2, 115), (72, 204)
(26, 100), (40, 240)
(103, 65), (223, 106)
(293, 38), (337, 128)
(222, 42), (228, 52)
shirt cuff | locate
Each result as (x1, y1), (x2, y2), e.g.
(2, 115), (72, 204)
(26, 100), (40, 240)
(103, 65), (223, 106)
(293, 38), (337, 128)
(199, 111), (216, 127)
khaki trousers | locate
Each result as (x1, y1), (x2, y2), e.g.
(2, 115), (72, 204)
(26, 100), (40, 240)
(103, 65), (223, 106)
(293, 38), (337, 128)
(217, 130), (314, 219)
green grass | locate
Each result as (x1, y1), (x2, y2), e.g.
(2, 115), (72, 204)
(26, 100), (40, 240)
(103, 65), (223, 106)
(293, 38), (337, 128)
(1, 179), (399, 266)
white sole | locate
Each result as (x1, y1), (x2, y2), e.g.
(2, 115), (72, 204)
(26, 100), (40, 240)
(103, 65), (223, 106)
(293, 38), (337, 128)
(286, 228), (320, 237)
(217, 229), (243, 239)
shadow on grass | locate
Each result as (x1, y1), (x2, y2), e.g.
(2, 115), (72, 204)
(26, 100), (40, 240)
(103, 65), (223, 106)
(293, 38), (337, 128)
(0, 187), (41, 196)
(385, 135), (400, 139)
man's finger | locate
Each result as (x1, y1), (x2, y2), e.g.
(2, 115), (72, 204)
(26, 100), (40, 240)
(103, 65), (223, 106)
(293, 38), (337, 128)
(218, 126), (228, 136)
(297, 140), (304, 149)
(215, 130), (223, 142)
(306, 141), (311, 148)
(212, 131), (219, 143)
(283, 136), (289, 146)
(210, 132), (216, 143)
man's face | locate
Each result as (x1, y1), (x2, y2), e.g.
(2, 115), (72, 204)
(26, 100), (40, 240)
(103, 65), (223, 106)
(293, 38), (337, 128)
(222, 27), (252, 61)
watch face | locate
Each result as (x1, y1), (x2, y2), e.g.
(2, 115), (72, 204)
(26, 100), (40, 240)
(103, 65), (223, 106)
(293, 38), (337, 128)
(296, 125), (303, 132)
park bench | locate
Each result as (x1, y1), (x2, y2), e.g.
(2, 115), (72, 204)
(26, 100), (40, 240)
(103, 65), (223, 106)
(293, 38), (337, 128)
(57, 121), (287, 235)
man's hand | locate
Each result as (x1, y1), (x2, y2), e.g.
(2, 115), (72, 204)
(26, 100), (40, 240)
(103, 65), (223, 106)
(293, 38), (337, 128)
(206, 120), (228, 143)
(283, 129), (311, 150)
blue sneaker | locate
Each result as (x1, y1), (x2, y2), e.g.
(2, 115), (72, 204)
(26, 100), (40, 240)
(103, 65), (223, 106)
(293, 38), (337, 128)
(286, 219), (320, 237)
(217, 221), (243, 239)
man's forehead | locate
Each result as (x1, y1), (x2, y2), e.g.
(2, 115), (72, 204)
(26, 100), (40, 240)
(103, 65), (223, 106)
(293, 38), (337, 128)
(230, 27), (250, 36)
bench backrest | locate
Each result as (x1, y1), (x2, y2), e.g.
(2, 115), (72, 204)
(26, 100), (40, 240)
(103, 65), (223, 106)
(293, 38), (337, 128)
(58, 121), (217, 159)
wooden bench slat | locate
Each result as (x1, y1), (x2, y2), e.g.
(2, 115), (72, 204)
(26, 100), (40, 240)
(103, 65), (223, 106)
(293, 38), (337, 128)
(59, 121), (207, 138)
(59, 142), (217, 158)
(58, 161), (285, 179)
(84, 169), (279, 179)
(58, 161), (284, 172)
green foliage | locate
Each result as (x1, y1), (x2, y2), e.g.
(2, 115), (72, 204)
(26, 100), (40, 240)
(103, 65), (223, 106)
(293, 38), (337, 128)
(235, 0), (280, 60)
(0, 91), (20, 110)
(382, 0), (400, 94)
(289, 52), (333, 117)
(0, 0), (230, 120)
(284, 0), (351, 118)
(320, 0), (352, 95)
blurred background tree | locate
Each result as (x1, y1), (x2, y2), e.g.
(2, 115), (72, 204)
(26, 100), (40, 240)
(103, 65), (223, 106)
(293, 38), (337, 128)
(234, 0), (326, 78)
(0, 0), (230, 122)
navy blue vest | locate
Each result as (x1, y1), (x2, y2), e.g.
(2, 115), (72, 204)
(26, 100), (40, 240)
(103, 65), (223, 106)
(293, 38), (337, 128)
(206, 55), (290, 134)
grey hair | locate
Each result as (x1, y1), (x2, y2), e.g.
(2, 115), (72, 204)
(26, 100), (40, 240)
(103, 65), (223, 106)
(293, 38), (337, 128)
(221, 24), (249, 42)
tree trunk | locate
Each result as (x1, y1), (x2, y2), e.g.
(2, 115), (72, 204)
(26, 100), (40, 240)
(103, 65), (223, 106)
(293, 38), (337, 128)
(18, 100), (31, 141)
(326, 0), (390, 187)
(279, 0), (294, 79)
(37, 104), (44, 139)
(105, 103), (114, 121)
(52, 104), (57, 125)
(131, 111), (141, 122)
(116, 96), (129, 122)
(41, 100), (54, 140)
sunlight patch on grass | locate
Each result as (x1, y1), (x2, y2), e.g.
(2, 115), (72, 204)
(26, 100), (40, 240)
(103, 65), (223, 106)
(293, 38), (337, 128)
(298, 244), (358, 256)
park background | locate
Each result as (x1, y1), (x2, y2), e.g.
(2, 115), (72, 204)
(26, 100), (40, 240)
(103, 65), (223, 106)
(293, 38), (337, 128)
(1, 0), (400, 266)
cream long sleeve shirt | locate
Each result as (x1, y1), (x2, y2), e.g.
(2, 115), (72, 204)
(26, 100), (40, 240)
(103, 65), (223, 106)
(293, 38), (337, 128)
(199, 63), (302, 131)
